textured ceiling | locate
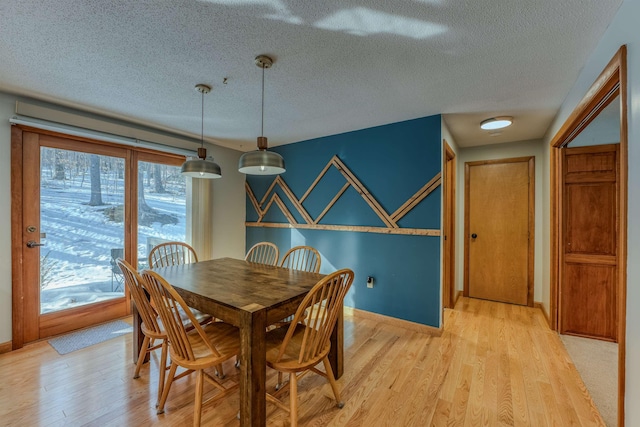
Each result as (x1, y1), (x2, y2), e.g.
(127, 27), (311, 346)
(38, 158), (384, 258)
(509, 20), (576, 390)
(0, 0), (623, 150)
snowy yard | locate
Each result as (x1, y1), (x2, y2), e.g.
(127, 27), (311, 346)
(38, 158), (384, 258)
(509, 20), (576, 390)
(39, 151), (186, 313)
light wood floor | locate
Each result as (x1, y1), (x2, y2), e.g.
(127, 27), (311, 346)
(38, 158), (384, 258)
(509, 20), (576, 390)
(0, 297), (605, 426)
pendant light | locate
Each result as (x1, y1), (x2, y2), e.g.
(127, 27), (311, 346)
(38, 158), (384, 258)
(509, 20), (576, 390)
(181, 84), (222, 179)
(238, 55), (286, 175)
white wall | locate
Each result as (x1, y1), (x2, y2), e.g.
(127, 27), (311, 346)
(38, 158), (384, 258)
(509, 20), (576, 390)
(0, 94), (14, 345)
(0, 91), (246, 345)
(542, 0), (640, 423)
(456, 139), (545, 304)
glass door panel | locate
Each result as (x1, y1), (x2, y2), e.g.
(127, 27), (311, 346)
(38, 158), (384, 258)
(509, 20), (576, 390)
(40, 147), (125, 314)
(136, 161), (187, 270)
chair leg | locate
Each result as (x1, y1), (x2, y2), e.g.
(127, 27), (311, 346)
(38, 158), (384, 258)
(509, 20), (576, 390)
(157, 340), (168, 407)
(322, 357), (344, 408)
(289, 372), (298, 427)
(157, 362), (178, 414)
(194, 370), (204, 427)
(134, 336), (151, 379)
(276, 371), (284, 390)
(216, 363), (225, 379)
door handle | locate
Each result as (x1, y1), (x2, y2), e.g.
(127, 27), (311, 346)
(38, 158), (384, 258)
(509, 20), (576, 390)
(26, 240), (45, 248)
(471, 233), (478, 239)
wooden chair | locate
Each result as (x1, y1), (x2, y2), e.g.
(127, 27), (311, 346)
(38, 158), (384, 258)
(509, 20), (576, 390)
(274, 246), (322, 369)
(245, 242), (279, 266)
(142, 270), (240, 426)
(279, 245), (321, 273)
(264, 269), (354, 427)
(147, 241), (226, 377)
(148, 241), (198, 269)
(116, 258), (168, 407)
(117, 259), (213, 407)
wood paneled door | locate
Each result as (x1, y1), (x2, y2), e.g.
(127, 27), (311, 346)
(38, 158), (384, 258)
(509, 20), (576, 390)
(464, 157), (534, 306)
(560, 144), (619, 341)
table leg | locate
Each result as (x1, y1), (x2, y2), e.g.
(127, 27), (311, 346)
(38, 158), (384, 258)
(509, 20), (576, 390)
(329, 306), (344, 378)
(239, 308), (267, 427)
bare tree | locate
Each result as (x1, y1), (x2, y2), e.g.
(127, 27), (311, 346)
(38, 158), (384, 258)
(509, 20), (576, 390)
(54, 150), (66, 180)
(154, 163), (166, 193)
(88, 154), (104, 206)
(138, 169), (151, 212)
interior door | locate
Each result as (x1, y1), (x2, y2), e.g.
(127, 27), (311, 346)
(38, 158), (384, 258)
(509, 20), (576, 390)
(560, 144), (618, 341)
(464, 157), (534, 306)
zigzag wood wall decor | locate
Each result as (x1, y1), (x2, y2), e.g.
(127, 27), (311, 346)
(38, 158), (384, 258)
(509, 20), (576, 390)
(246, 155), (441, 236)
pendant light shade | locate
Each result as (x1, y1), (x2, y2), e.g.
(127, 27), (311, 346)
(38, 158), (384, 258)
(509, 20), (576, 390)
(238, 55), (286, 175)
(181, 84), (222, 179)
(181, 148), (222, 178)
(238, 136), (285, 175)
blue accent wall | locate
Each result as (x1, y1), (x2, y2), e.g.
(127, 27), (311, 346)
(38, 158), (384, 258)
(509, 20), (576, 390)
(246, 115), (442, 327)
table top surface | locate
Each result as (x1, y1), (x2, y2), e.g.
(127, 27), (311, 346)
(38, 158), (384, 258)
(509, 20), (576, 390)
(152, 257), (325, 313)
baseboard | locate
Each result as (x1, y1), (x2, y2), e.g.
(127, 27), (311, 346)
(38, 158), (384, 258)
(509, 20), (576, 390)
(534, 302), (550, 327)
(344, 306), (442, 336)
(0, 341), (12, 354)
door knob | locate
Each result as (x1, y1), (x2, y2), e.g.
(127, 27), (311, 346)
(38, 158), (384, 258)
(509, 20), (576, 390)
(471, 233), (478, 239)
(26, 240), (45, 248)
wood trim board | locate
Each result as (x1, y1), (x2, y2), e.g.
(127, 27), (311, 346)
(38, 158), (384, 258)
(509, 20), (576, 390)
(344, 306), (442, 336)
(0, 341), (12, 354)
(549, 45), (627, 427)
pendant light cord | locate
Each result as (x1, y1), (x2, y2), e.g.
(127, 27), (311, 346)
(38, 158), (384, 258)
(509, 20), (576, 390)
(261, 63), (265, 137)
(201, 90), (205, 148)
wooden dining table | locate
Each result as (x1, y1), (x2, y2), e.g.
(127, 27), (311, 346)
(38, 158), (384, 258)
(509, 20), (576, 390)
(135, 257), (344, 427)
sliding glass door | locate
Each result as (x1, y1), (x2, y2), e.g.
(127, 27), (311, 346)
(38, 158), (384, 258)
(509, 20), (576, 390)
(14, 130), (187, 343)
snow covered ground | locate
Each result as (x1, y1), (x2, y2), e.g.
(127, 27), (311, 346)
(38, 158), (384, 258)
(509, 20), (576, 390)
(40, 163), (186, 313)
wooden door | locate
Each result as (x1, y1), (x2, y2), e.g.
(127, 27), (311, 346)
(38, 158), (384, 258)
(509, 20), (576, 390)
(19, 132), (130, 343)
(11, 127), (187, 348)
(464, 157), (534, 306)
(442, 141), (456, 309)
(560, 144), (618, 341)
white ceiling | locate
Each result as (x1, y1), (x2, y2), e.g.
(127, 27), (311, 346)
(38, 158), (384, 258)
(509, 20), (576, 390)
(0, 0), (623, 150)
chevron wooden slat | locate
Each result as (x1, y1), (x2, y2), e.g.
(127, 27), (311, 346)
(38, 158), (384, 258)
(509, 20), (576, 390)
(259, 178), (280, 206)
(245, 182), (262, 217)
(300, 160), (333, 203)
(274, 176), (313, 224)
(314, 182), (350, 225)
(331, 156), (398, 228)
(260, 193), (298, 225)
(391, 173), (442, 222)
(245, 155), (442, 236)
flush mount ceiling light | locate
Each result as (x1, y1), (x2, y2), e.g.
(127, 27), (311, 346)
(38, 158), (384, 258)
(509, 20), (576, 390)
(181, 84), (222, 179)
(480, 116), (513, 130)
(238, 55), (286, 175)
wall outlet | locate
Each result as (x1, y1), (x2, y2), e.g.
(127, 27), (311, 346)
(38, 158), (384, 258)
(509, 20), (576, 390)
(366, 276), (374, 288)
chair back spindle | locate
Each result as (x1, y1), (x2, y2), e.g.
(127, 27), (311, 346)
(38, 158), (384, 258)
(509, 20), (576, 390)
(116, 259), (162, 336)
(279, 245), (321, 273)
(148, 241), (198, 269)
(245, 242), (279, 266)
(276, 269), (353, 365)
(141, 270), (220, 363)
